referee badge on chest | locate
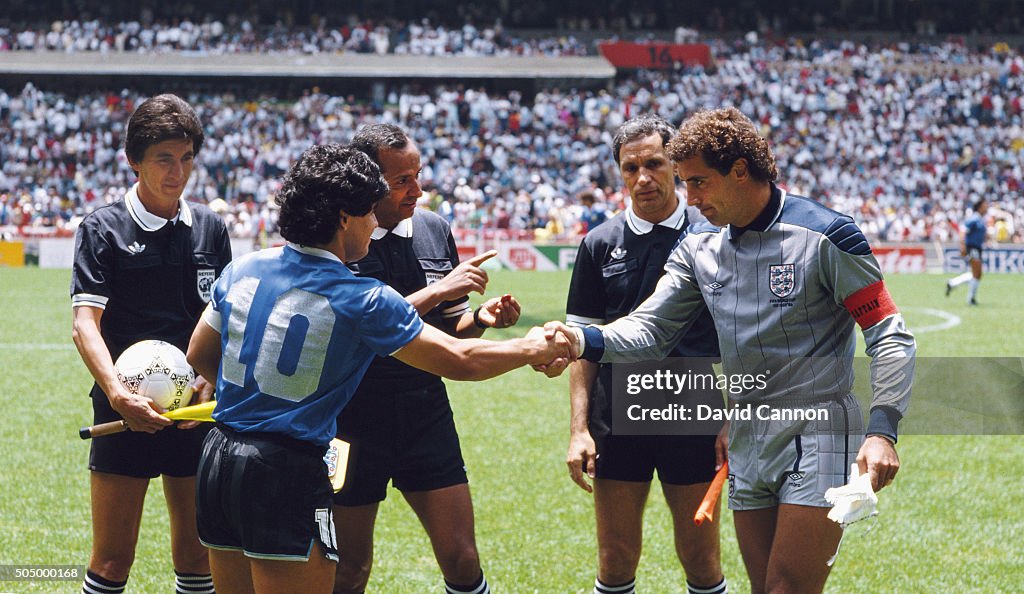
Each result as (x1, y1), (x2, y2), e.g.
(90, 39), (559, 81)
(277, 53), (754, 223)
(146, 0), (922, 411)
(197, 269), (216, 302)
(769, 263), (795, 298)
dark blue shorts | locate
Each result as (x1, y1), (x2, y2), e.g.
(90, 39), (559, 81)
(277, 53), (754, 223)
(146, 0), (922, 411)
(196, 425), (338, 561)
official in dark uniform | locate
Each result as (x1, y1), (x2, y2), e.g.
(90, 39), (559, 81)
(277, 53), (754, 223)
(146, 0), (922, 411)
(332, 124), (518, 594)
(71, 94), (231, 594)
(565, 115), (727, 594)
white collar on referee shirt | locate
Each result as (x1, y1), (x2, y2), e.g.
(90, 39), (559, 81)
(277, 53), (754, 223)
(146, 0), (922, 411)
(370, 216), (413, 240)
(625, 191), (688, 235)
(125, 183), (193, 231)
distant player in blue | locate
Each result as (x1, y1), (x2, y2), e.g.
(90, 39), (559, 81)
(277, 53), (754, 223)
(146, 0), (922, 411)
(946, 198), (989, 305)
(186, 144), (573, 594)
(579, 190), (609, 233)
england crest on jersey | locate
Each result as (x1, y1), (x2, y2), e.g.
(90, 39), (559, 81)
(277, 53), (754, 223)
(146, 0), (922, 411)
(197, 269), (216, 302)
(769, 264), (795, 298)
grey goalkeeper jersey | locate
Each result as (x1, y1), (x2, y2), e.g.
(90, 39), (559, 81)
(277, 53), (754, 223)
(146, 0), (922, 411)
(591, 187), (916, 439)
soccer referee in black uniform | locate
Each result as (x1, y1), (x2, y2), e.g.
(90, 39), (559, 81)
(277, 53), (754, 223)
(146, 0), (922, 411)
(332, 124), (518, 594)
(71, 94), (230, 594)
(565, 115), (728, 594)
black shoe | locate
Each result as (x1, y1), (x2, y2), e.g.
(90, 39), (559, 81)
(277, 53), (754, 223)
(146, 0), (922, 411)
(969, 298), (978, 306)
(945, 281), (952, 297)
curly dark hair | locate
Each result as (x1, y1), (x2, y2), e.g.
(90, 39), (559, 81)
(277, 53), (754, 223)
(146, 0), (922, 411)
(350, 123), (409, 165)
(125, 94), (204, 165)
(612, 114), (676, 165)
(667, 107), (778, 182)
(275, 144), (389, 246)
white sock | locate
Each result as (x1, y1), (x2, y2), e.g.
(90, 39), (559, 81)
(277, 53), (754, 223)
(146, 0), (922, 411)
(949, 272), (973, 288)
(967, 278), (980, 302)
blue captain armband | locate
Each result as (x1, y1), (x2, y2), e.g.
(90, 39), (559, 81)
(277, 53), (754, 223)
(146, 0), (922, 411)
(580, 326), (605, 362)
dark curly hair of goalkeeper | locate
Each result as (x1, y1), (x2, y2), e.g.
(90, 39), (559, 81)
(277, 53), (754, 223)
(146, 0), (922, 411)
(668, 107), (778, 183)
(276, 144), (389, 246)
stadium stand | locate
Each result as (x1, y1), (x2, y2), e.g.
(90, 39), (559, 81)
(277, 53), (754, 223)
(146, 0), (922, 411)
(1, 1), (1022, 246)
(0, 18), (589, 57)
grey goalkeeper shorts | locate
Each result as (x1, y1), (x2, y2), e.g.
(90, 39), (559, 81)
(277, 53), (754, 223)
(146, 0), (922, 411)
(726, 393), (864, 510)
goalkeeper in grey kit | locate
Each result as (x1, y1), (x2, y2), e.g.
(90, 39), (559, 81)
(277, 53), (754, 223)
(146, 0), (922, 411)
(552, 108), (916, 594)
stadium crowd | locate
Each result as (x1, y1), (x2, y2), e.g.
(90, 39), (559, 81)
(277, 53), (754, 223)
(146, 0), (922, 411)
(2, 37), (1023, 244)
(7, 16), (1021, 61)
(0, 17), (589, 57)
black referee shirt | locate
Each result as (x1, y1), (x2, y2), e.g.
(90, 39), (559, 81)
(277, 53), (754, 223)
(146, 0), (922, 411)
(349, 209), (469, 386)
(71, 187), (232, 360)
(566, 200), (719, 437)
(566, 203), (719, 359)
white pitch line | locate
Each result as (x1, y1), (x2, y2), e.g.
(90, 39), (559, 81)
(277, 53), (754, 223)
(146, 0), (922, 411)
(904, 307), (962, 334)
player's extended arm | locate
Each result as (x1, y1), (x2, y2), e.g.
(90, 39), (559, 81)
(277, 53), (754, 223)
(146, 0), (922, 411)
(580, 249), (705, 364)
(72, 306), (172, 432)
(566, 360), (599, 492)
(393, 323), (572, 381)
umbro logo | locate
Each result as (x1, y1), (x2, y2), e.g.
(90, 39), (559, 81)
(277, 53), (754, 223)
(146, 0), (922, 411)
(706, 282), (724, 291)
(127, 241), (146, 255)
(786, 471), (805, 485)
(610, 247), (627, 260)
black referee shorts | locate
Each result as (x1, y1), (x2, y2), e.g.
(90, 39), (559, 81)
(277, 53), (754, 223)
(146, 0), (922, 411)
(333, 382), (467, 506)
(594, 433), (718, 486)
(88, 385), (210, 479)
(196, 425), (338, 562)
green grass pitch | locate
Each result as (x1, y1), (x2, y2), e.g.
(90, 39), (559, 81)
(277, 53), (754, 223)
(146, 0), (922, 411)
(0, 268), (1021, 592)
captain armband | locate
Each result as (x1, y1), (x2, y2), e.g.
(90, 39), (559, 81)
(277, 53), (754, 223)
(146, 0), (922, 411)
(842, 280), (898, 329)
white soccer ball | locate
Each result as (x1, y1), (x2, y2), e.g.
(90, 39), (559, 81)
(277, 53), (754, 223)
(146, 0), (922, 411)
(115, 340), (195, 411)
